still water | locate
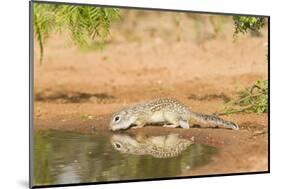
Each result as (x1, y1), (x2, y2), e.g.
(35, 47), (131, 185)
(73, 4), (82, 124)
(34, 130), (218, 186)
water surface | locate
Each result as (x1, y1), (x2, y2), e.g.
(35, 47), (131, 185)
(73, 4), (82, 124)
(34, 130), (217, 186)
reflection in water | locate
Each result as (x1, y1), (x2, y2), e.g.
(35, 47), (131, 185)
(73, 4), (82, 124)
(57, 165), (81, 184)
(34, 130), (217, 186)
(111, 134), (194, 158)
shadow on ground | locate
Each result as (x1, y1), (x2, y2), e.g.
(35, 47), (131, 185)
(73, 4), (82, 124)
(35, 91), (115, 103)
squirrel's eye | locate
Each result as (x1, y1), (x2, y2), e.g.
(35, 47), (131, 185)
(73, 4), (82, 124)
(115, 143), (121, 148)
(114, 116), (120, 122)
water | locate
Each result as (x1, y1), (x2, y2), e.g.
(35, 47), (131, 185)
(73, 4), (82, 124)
(34, 130), (218, 186)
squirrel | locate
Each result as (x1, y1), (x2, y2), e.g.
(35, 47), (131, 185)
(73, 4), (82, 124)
(111, 133), (194, 158)
(109, 98), (239, 131)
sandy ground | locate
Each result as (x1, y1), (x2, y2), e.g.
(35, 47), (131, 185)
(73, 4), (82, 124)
(34, 11), (268, 176)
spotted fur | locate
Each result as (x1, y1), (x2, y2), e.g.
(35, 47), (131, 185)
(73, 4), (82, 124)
(109, 98), (239, 131)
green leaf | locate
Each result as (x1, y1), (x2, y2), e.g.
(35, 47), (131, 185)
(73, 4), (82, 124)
(33, 3), (119, 63)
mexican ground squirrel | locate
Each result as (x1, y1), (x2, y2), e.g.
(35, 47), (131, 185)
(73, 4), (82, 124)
(109, 98), (239, 131)
(111, 133), (194, 158)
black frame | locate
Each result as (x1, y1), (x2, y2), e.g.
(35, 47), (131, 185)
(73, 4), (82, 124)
(29, 1), (270, 188)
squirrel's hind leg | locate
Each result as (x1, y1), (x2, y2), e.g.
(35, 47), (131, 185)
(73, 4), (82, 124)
(179, 120), (190, 129)
(163, 111), (182, 128)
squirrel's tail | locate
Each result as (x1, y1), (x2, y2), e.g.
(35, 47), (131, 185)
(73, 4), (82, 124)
(190, 111), (239, 130)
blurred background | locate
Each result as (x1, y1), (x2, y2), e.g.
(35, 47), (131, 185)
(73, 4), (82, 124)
(33, 3), (268, 126)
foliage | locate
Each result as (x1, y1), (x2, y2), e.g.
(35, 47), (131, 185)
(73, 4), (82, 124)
(34, 4), (57, 64)
(233, 16), (266, 36)
(218, 16), (268, 115)
(34, 3), (119, 63)
(219, 80), (268, 115)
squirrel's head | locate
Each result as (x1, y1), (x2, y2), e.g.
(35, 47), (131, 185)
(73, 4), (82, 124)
(109, 108), (137, 131)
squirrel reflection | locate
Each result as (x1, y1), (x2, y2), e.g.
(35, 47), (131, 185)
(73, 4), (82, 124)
(111, 133), (194, 158)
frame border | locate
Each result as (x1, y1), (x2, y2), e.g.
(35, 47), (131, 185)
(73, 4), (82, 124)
(29, 1), (270, 188)
(29, 1), (34, 188)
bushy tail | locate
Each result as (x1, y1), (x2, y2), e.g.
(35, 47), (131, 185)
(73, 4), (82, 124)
(190, 111), (239, 130)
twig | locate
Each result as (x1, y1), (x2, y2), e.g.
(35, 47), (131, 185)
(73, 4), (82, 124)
(215, 105), (253, 116)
